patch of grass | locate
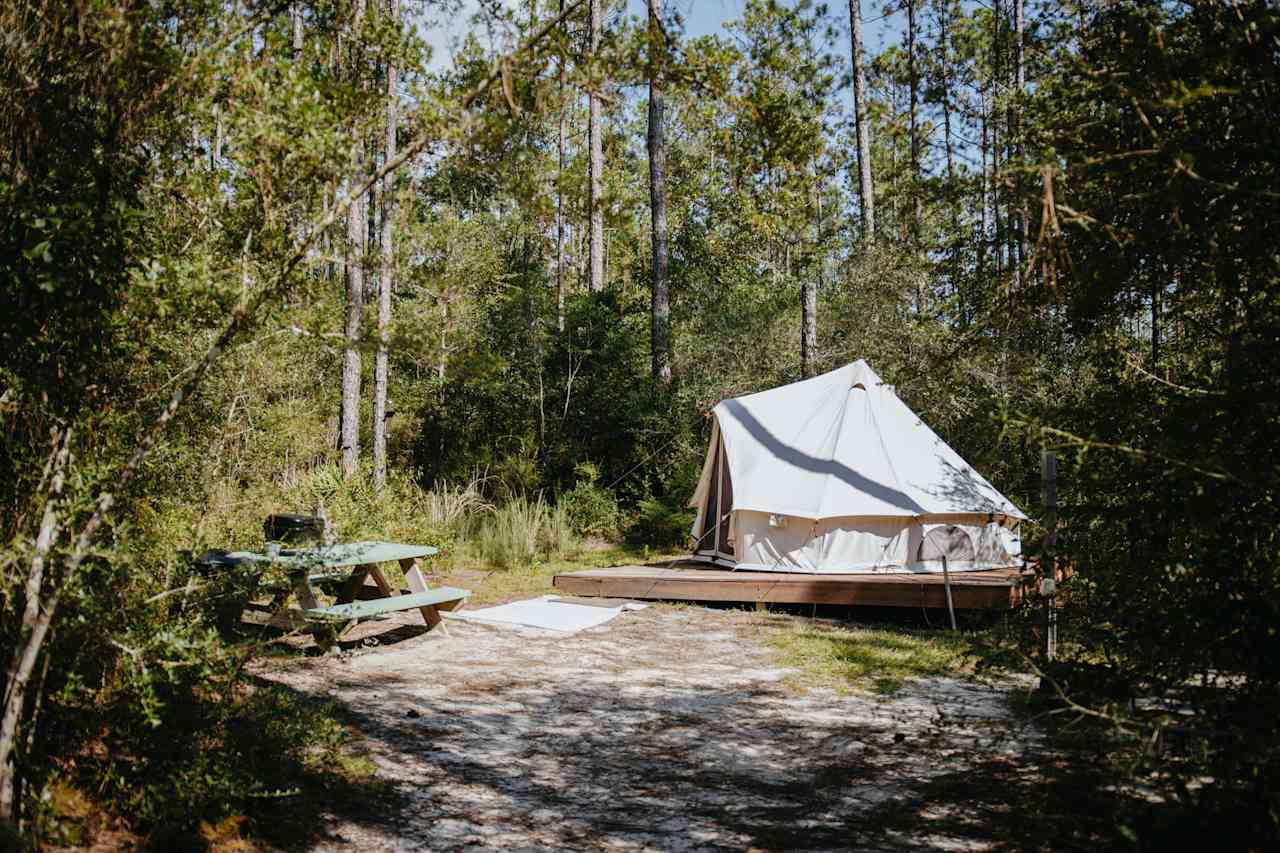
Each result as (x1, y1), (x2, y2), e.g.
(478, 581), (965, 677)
(769, 622), (992, 695)
(442, 542), (685, 606)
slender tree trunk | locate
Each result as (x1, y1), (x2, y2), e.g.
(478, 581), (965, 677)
(906, 0), (919, 219)
(341, 0), (367, 479)
(647, 0), (671, 386)
(438, 299), (448, 384)
(322, 185), (334, 282)
(848, 0), (876, 244)
(372, 0), (397, 495)
(1003, 0), (1019, 291)
(801, 278), (818, 377)
(1013, 0), (1027, 286)
(979, 85), (989, 291)
(556, 0), (567, 331)
(991, 0), (1003, 284)
(800, 236), (817, 377)
(890, 84), (900, 239)
(0, 431), (71, 821)
(213, 104), (223, 165)
(906, 0), (924, 312)
(587, 0), (604, 292)
(938, 0), (954, 182)
(1151, 280), (1161, 367)
(291, 3), (303, 57)
(936, 0), (958, 311)
(815, 179), (826, 291)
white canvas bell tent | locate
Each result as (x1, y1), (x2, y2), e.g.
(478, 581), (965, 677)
(688, 360), (1027, 574)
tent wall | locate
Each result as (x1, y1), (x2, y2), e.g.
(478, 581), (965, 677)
(731, 511), (1015, 574)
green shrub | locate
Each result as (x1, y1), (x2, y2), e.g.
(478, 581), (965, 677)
(626, 461), (699, 548)
(559, 461), (620, 538)
(628, 494), (695, 549)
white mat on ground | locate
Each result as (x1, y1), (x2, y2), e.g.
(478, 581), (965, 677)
(449, 595), (648, 634)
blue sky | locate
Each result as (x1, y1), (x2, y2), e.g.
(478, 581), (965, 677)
(418, 0), (904, 73)
(676, 0), (899, 51)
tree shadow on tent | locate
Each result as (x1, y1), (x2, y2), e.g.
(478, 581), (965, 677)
(719, 399), (927, 514)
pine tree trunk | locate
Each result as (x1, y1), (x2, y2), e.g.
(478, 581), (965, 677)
(938, 0), (954, 182)
(990, 0), (1003, 284)
(906, 0), (924, 312)
(1004, 0), (1019, 291)
(213, 104), (223, 165)
(0, 431), (70, 822)
(372, 0), (397, 495)
(291, 3), (303, 57)
(815, 178), (826, 291)
(587, 0), (604, 292)
(1013, 0), (1027, 286)
(801, 272), (817, 378)
(556, 0), (567, 332)
(848, 0), (876, 244)
(340, 0), (367, 479)
(979, 86), (989, 289)
(1151, 281), (1161, 367)
(647, 0), (671, 386)
(890, 84), (900, 240)
(906, 0), (919, 220)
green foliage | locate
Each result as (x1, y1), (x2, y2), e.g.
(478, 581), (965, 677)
(72, 682), (370, 839)
(624, 459), (701, 549)
(627, 495), (695, 550)
(559, 462), (621, 539)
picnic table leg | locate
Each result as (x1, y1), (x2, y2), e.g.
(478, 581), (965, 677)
(249, 570), (321, 632)
(291, 570), (321, 611)
(366, 564), (396, 597)
(401, 558), (452, 634)
(399, 556), (440, 586)
(336, 566), (373, 604)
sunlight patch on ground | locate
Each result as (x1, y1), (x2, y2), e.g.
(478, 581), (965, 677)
(769, 622), (980, 695)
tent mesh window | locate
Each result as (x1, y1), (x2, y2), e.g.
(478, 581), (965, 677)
(917, 525), (976, 567)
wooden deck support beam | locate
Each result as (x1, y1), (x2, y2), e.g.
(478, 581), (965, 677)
(552, 565), (1028, 610)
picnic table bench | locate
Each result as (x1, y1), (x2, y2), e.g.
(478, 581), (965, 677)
(226, 541), (469, 646)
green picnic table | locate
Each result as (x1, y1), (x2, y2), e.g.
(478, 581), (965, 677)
(229, 541), (470, 646)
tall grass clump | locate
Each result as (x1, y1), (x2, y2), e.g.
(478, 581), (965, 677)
(541, 501), (579, 561)
(475, 494), (546, 569)
(474, 494), (581, 569)
(419, 475), (491, 530)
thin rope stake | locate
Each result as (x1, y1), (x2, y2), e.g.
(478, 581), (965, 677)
(942, 554), (957, 631)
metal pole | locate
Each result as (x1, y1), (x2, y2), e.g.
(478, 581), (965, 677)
(942, 554), (957, 631)
(1042, 449), (1057, 660)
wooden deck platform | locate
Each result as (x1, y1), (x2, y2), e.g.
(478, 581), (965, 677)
(552, 563), (1032, 610)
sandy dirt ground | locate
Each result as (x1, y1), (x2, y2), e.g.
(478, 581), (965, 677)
(256, 603), (1069, 852)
